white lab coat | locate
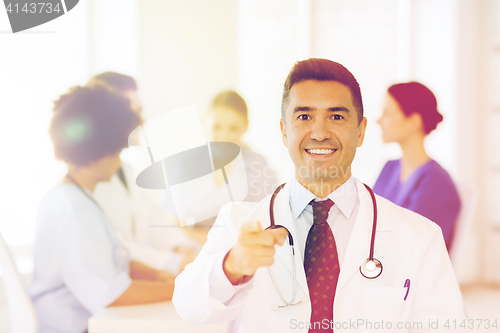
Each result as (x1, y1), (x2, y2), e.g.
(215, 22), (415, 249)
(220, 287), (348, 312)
(173, 179), (466, 333)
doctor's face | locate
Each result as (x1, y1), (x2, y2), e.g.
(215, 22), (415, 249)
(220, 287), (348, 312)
(280, 80), (367, 187)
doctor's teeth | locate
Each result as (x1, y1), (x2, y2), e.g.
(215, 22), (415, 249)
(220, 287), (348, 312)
(308, 149), (333, 154)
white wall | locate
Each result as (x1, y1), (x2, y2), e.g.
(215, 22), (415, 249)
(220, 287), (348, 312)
(454, 0), (481, 285)
(410, 0), (458, 176)
(311, 0), (400, 184)
(479, 0), (500, 285)
(237, 0), (302, 182)
(0, 0), (88, 246)
(86, 0), (139, 77)
(138, 0), (239, 123)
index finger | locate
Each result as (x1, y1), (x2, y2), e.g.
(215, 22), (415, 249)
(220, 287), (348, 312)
(241, 220), (263, 234)
(267, 227), (289, 246)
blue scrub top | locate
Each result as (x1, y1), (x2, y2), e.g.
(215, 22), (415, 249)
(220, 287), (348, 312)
(373, 159), (461, 250)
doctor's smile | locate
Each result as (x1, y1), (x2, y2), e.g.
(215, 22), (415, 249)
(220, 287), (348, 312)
(305, 148), (336, 155)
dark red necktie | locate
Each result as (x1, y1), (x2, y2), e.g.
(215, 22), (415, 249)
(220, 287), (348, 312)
(304, 199), (339, 333)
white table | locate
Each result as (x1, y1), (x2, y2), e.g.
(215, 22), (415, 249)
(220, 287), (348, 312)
(88, 301), (227, 333)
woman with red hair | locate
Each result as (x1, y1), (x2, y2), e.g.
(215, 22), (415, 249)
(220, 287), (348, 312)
(373, 82), (461, 250)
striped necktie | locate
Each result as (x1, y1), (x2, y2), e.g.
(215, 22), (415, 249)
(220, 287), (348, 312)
(304, 199), (339, 332)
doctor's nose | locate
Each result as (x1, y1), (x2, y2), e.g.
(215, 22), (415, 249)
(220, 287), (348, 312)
(309, 120), (332, 142)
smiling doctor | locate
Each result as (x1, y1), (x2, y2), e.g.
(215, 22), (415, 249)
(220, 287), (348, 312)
(173, 59), (466, 333)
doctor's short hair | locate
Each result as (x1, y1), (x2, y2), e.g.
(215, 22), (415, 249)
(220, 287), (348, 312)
(49, 83), (141, 167)
(281, 58), (364, 123)
(89, 71), (137, 93)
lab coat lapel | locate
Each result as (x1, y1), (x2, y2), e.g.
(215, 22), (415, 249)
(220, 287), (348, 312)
(269, 182), (309, 296)
(336, 179), (394, 291)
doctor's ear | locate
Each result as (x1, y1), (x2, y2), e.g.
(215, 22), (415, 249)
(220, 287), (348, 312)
(280, 119), (288, 147)
(356, 117), (367, 147)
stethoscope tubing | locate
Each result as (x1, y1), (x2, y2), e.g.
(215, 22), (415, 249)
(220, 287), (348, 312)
(267, 182), (382, 283)
(264, 181), (384, 308)
(363, 184), (378, 262)
(266, 183), (299, 307)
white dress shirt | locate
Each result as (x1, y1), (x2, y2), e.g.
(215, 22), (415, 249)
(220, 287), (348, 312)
(289, 176), (359, 267)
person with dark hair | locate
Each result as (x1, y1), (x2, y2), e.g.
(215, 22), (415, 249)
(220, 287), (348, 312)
(30, 83), (177, 333)
(89, 72), (198, 276)
(173, 59), (465, 332)
(373, 82), (461, 250)
(90, 71), (141, 114)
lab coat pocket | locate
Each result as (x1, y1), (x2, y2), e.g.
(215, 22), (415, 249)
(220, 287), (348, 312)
(361, 287), (407, 327)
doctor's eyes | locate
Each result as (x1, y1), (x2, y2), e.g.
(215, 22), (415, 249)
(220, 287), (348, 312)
(296, 114), (344, 121)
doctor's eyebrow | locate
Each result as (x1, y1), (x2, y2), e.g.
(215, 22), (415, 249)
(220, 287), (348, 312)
(292, 106), (351, 113)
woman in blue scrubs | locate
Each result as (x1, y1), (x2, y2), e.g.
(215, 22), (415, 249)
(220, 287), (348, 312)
(373, 82), (461, 250)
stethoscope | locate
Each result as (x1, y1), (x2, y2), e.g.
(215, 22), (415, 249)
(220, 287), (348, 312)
(265, 183), (383, 309)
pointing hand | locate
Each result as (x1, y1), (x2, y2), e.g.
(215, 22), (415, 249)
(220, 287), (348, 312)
(223, 220), (289, 285)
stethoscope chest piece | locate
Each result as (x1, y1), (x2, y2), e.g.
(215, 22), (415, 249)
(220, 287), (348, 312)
(359, 258), (383, 279)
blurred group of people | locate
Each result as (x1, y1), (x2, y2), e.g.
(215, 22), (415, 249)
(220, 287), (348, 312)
(29, 68), (461, 333)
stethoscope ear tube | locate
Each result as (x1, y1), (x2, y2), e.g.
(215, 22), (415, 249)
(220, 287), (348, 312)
(266, 225), (294, 247)
(266, 183), (301, 308)
(269, 183), (286, 228)
(268, 183), (293, 248)
(363, 184), (378, 261)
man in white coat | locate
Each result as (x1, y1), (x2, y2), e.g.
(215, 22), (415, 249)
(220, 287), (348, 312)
(173, 59), (466, 332)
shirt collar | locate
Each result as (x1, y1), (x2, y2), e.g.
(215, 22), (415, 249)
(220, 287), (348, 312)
(289, 176), (357, 220)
